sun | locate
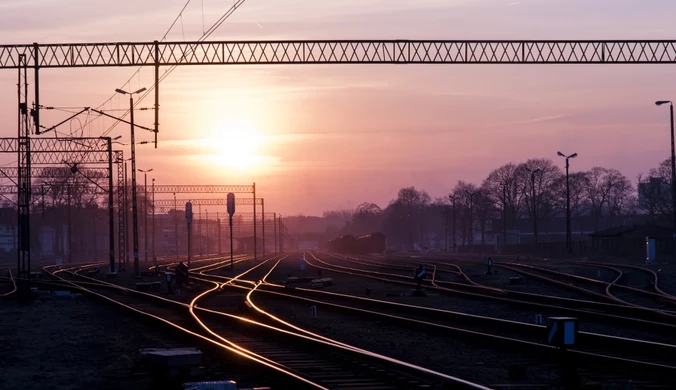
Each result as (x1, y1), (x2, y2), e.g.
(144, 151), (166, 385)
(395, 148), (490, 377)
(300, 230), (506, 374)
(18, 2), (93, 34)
(207, 118), (264, 171)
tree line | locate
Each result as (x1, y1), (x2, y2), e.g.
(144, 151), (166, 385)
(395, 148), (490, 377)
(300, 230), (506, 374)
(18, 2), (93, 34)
(310, 157), (674, 250)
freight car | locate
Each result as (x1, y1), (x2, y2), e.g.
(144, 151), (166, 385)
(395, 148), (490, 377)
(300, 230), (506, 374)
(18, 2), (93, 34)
(326, 235), (358, 253)
(356, 233), (386, 254)
(326, 232), (386, 254)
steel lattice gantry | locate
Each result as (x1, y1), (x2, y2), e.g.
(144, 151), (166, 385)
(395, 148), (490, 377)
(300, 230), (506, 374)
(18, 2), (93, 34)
(0, 149), (126, 270)
(3, 40), (675, 137)
(153, 197), (262, 207)
(3, 40), (676, 69)
(0, 137), (119, 293)
(152, 185), (254, 193)
(150, 183), (262, 259)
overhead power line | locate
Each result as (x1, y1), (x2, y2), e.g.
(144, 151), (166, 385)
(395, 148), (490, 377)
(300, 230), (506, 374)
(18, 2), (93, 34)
(98, 0), (249, 139)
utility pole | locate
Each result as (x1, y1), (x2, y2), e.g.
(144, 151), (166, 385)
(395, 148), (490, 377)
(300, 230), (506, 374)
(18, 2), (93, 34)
(217, 213), (222, 255)
(468, 193), (474, 246)
(451, 196), (456, 253)
(502, 182), (507, 251)
(173, 192), (178, 258)
(558, 152), (578, 255)
(261, 198), (265, 257)
(186, 202), (193, 267)
(123, 161), (129, 269)
(115, 87), (146, 278)
(130, 95), (139, 275)
(152, 178), (155, 263)
(528, 168), (542, 245)
(278, 214), (283, 253)
(106, 137), (115, 273)
(444, 206), (448, 252)
(198, 204), (202, 256)
(253, 182), (257, 260)
(655, 101), (676, 253)
(67, 184), (72, 263)
(139, 169), (152, 263)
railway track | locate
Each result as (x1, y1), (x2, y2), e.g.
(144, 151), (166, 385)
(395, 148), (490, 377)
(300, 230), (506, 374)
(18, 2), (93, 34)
(365, 254), (676, 324)
(311, 254), (669, 327)
(39, 258), (488, 389)
(190, 255), (487, 389)
(0, 269), (16, 298)
(303, 252), (676, 344)
(239, 254), (676, 388)
(498, 262), (676, 313)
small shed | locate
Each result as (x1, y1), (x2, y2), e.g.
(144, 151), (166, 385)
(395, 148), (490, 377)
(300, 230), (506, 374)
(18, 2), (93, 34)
(589, 224), (673, 260)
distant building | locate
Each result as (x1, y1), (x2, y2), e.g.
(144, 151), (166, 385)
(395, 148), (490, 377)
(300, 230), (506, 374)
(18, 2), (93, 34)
(490, 215), (657, 245)
(589, 224), (673, 261)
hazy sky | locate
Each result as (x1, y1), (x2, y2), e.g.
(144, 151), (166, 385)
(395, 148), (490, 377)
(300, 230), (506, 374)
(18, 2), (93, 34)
(2, 0), (676, 216)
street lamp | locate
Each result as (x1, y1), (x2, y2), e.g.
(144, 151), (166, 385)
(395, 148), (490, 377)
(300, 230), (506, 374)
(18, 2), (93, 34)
(655, 100), (676, 239)
(557, 151), (578, 255)
(115, 87), (146, 277)
(139, 168), (153, 264)
(527, 167), (542, 245)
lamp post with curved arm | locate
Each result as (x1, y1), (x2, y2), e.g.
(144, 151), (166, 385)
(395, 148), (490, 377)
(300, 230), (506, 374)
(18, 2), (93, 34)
(115, 87), (146, 277)
(557, 151), (578, 254)
(656, 100), (676, 239)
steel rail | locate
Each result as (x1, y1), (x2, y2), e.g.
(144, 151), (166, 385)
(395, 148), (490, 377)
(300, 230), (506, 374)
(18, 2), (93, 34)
(241, 255), (676, 384)
(307, 252), (676, 331)
(43, 263), (329, 389)
(0, 269), (17, 297)
(45, 261), (489, 389)
(384, 254), (676, 319)
(193, 257), (492, 389)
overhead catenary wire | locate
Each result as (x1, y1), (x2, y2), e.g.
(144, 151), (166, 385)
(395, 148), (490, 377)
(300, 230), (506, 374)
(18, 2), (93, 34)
(75, 0), (193, 132)
(99, 0), (249, 139)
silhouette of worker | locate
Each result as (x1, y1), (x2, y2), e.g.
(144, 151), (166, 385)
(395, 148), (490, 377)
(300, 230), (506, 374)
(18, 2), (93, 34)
(414, 264), (426, 290)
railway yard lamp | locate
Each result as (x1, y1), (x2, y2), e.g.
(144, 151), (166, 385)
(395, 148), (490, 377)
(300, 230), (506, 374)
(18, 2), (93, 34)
(655, 101), (676, 245)
(115, 87), (146, 277)
(557, 152), (577, 255)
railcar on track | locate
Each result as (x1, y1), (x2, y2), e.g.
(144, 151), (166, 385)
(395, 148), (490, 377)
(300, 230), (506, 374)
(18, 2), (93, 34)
(326, 232), (386, 254)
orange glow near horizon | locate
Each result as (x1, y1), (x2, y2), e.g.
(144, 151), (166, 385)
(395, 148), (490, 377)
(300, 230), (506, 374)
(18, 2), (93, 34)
(202, 117), (268, 173)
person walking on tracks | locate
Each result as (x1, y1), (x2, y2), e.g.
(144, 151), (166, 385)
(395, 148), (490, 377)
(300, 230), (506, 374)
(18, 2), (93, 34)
(413, 264), (426, 290)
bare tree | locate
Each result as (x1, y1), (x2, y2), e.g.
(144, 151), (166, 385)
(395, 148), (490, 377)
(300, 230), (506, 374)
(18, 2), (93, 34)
(584, 167), (631, 229)
(474, 186), (496, 245)
(607, 172), (634, 218)
(516, 158), (563, 243)
(482, 163), (525, 231)
(451, 181), (478, 246)
(351, 202), (383, 235)
(380, 187), (431, 249)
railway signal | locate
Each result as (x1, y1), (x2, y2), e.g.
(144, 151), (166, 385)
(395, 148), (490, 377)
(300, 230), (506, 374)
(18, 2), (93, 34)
(186, 201), (193, 267)
(227, 193), (236, 270)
